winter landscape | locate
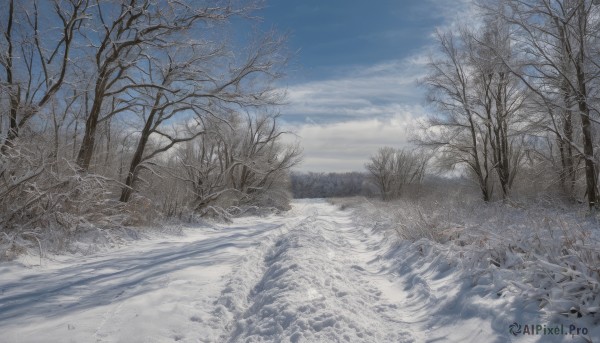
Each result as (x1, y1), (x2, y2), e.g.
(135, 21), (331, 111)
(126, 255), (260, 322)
(1, 0), (600, 342)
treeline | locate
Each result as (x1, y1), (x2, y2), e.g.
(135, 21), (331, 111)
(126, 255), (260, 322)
(0, 0), (298, 257)
(290, 172), (376, 198)
(418, 0), (600, 208)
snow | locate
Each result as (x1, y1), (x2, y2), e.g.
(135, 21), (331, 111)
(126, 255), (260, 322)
(0, 199), (596, 342)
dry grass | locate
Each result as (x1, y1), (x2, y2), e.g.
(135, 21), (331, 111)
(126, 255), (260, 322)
(330, 189), (600, 318)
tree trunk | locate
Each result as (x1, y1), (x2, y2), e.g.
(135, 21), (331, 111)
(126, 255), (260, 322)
(577, 78), (597, 209)
(1, 0), (17, 153)
(558, 83), (575, 196)
(119, 98), (161, 202)
(119, 130), (150, 203)
(575, 2), (597, 210)
(75, 96), (102, 171)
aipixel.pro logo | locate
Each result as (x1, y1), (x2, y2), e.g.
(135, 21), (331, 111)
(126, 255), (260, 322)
(508, 322), (588, 337)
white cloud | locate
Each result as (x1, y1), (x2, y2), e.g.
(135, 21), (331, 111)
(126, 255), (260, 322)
(281, 57), (427, 123)
(282, 105), (427, 173)
(277, 0), (480, 173)
(279, 54), (431, 172)
(426, 0), (478, 29)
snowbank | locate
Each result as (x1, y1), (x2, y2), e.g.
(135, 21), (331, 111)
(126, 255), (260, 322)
(331, 195), (600, 342)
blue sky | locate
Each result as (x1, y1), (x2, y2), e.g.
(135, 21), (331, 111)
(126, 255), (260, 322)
(252, 0), (469, 172)
(257, 1), (444, 82)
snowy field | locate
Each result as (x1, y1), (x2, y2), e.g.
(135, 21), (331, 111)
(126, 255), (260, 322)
(0, 200), (596, 342)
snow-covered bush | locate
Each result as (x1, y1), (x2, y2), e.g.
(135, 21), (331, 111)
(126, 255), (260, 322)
(150, 113), (300, 219)
(0, 146), (164, 260)
(330, 186), (600, 319)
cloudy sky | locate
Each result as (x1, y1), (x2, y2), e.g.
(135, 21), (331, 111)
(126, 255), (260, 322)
(254, 0), (469, 172)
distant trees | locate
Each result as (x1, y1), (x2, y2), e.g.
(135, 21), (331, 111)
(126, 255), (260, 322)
(365, 147), (428, 200)
(290, 172), (372, 198)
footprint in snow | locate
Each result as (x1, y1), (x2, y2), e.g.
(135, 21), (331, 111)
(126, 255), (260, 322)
(351, 265), (365, 271)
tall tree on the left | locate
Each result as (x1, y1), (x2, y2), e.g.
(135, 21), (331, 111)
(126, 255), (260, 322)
(0, 0), (88, 152)
(73, 0), (251, 172)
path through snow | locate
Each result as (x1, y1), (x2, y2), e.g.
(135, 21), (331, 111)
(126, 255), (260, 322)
(0, 200), (533, 342)
(217, 201), (414, 342)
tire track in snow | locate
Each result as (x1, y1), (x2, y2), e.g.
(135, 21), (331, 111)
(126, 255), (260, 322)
(209, 203), (318, 342)
(217, 200), (415, 343)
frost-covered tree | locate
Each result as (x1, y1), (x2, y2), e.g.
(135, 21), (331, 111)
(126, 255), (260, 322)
(0, 0), (88, 151)
(73, 0), (256, 171)
(0, 0), (296, 258)
(420, 29), (495, 201)
(420, 16), (526, 201)
(118, 30), (287, 202)
(366, 147), (427, 200)
(160, 112), (301, 214)
(497, 0), (600, 207)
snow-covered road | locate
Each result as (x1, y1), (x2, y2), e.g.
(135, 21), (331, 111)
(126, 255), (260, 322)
(218, 201), (415, 343)
(1, 200), (520, 342)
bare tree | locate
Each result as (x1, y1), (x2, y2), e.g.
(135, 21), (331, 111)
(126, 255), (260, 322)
(499, 0), (600, 207)
(73, 0), (252, 171)
(420, 30), (495, 201)
(365, 147), (396, 200)
(420, 12), (528, 201)
(0, 0), (88, 151)
(117, 52), (203, 203)
(174, 112), (301, 212)
(117, 28), (288, 202)
(391, 149), (428, 195)
(366, 147), (427, 200)
(469, 15), (527, 199)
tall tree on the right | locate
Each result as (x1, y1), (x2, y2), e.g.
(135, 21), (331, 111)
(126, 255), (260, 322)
(421, 19), (526, 202)
(468, 14), (527, 199)
(500, 0), (600, 208)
